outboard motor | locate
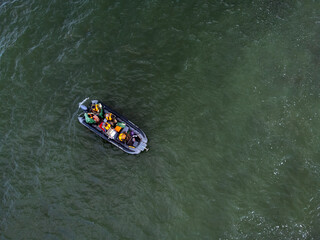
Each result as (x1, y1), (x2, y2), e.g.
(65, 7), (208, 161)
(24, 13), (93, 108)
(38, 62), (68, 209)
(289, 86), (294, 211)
(80, 105), (88, 111)
(78, 97), (89, 111)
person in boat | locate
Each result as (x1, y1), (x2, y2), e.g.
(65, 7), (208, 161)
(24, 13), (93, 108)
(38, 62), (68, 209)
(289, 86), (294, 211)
(99, 121), (111, 132)
(91, 103), (103, 117)
(119, 132), (128, 142)
(105, 112), (117, 127)
(85, 113), (100, 124)
(84, 103), (104, 124)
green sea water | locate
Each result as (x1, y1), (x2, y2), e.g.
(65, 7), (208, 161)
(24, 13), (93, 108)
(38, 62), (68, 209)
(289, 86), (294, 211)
(1, 0), (320, 239)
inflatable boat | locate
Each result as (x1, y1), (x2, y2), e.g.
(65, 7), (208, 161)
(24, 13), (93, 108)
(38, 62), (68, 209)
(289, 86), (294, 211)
(78, 98), (148, 155)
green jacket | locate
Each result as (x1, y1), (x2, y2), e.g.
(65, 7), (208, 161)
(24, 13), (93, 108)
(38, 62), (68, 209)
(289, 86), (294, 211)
(84, 109), (104, 124)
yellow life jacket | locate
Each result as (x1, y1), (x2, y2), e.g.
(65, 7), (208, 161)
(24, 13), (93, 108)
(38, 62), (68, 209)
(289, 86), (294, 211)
(95, 104), (102, 112)
(92, 103), (101, 113)
(104, 122), (111, 131)
(106, 113), (113, 121)
(119, 133), (127, 141)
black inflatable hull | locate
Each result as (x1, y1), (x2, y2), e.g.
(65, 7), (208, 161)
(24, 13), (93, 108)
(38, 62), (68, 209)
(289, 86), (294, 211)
(78, 100), (148, 155)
